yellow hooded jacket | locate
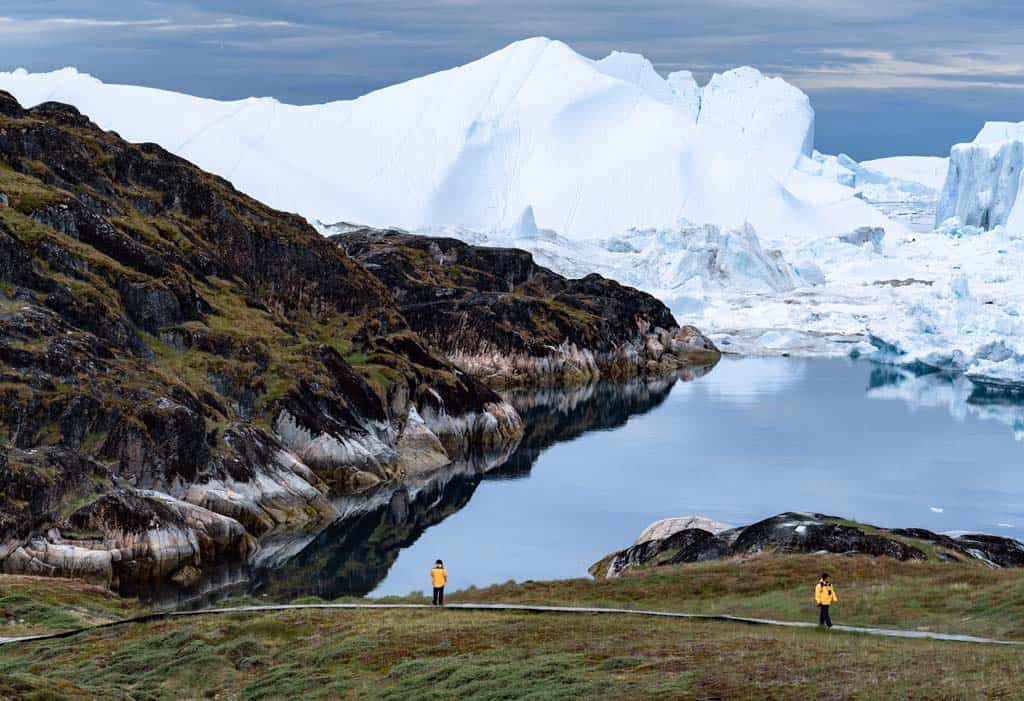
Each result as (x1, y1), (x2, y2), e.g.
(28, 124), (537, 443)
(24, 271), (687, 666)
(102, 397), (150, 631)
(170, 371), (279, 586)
(431, 566), (448, 588)
(815, 579), (837, 606)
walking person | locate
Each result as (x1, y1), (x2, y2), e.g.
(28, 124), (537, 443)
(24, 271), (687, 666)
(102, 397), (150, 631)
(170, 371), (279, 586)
(431, 559), (447, 606)
(815, 572), (837, 628)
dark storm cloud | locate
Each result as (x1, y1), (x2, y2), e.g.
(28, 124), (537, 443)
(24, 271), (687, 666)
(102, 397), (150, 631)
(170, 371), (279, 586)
(0, 1), (1021, 157)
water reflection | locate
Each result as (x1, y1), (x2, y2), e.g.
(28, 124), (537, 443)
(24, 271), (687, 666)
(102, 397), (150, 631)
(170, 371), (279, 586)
(866, 366), (1024, 440)
(138, 358), (1024, 608)
(146, 368), (713, 608)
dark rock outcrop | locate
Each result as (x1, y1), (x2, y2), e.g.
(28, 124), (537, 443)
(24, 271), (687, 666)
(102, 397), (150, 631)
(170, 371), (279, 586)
(601, 528), (732, 576)
(729, 513), (926, 561)
(593, 512), (1024, 578)
(335, 229), (720, 385)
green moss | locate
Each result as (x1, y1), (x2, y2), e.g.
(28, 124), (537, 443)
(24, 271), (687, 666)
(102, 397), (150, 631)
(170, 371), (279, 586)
(0, 162), (64, 216)
(0, 206), (54, 246)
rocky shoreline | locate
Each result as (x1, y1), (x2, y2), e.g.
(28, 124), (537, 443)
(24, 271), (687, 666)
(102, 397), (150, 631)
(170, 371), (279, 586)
(592, 512), (1024, 579)
(0, 92), (716, 591)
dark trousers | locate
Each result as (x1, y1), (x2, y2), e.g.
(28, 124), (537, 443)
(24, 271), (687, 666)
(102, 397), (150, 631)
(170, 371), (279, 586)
(819, 605), (832, 627)
(433, 587), (444, 606)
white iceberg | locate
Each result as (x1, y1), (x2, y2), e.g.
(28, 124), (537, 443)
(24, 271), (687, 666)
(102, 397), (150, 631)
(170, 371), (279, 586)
(937, 121), (1024, 233)
(0, 37), (892, 241)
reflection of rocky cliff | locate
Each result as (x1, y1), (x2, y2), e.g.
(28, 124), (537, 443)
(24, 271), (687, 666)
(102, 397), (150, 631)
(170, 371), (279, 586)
(154, 370), (713, 605)
(490, 369), (712, 479)
(250, 465), (483, 600)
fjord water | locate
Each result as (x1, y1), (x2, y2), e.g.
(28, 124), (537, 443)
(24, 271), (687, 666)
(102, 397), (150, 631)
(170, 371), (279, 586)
(149, 357), (1024, 606)
(245, 357), (1024, 601)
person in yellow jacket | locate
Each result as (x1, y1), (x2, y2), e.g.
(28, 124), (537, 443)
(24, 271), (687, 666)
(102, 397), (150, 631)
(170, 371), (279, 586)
(815, 572), (837, 628)
(431, 559), (448, 606)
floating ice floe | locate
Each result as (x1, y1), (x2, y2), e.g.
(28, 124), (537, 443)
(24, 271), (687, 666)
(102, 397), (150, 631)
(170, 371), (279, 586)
(407, 196), (1024, 386)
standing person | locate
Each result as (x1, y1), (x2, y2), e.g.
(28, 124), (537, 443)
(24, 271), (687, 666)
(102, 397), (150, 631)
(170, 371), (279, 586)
(815, 572), (837, 628)
(431, 559), (448, 606)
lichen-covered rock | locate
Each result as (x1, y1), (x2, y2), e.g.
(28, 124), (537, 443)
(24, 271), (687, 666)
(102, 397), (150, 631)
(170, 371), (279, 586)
(393, 407), (451, 476)
(0, 91), (721, 591)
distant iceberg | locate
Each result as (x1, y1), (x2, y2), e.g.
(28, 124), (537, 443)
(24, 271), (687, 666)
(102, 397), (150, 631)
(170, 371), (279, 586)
(937, 121), (1024, 233)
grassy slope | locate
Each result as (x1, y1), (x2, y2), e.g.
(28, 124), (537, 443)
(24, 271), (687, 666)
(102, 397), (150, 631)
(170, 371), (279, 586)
(2, 554), (1024, 699)
(0, 575), (143, 639)
(462, 552), (1024, 640)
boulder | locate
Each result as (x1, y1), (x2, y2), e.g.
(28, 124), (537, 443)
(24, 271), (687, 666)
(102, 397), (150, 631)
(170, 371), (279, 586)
(635, 516), (734, 544)
(599, 528), (731, 578)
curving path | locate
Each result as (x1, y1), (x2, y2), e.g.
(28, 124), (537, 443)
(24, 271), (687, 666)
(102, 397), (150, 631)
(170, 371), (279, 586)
(1, 602), (1021, 647)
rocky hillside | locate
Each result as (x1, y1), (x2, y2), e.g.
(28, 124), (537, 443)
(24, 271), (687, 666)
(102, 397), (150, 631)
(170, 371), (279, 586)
(0, 92), (715, 590)
(0, 92), (522, 589)
(592, 512), (1024, 578)
(335, 229), (719, 386)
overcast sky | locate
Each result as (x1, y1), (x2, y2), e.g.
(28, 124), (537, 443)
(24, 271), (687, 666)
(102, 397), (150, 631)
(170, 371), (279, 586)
(1, 1), (1021, 159)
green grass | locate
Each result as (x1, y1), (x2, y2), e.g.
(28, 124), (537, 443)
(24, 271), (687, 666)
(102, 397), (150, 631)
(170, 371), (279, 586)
(3, 555), (1024, 699)
(0, 604), (1020, 700)
(0, 575), (143, 638)
(462, 552), (1024, 640)
(0, 162), (65, 217)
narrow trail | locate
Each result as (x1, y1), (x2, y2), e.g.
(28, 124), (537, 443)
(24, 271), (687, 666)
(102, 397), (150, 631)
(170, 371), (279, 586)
(1, 602), (1021, 648)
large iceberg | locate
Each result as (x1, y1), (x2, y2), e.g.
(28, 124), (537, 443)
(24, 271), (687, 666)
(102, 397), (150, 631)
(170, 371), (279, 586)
(0, 37), (891, 240)
(937, 121), (1024, 233)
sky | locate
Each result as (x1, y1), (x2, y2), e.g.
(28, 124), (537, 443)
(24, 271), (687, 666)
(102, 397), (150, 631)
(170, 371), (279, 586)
(0, 1), (1021, 159)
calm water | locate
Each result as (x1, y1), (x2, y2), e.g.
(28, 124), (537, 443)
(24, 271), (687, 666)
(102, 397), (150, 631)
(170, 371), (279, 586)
(154, 357), (1024, 606)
